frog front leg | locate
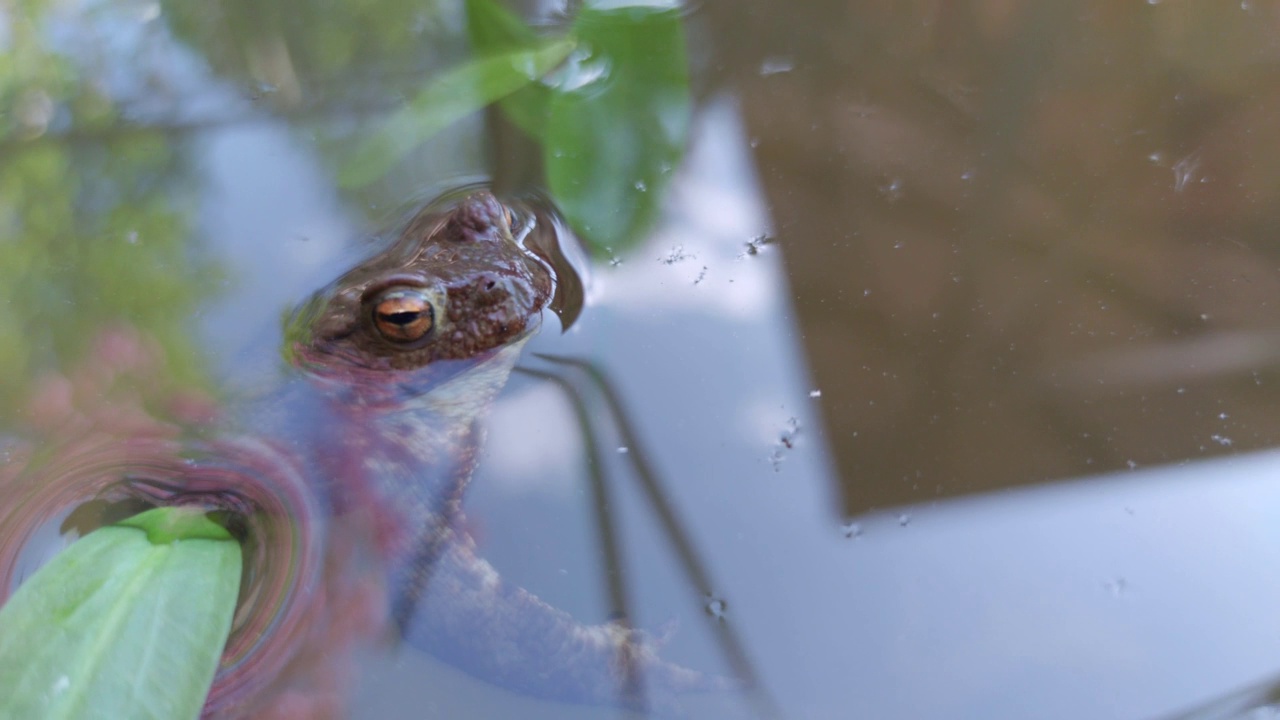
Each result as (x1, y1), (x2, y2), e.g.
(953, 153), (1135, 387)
(393, 525), (724, 715)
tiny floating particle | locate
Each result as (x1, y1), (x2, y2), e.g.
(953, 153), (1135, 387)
(660, 246), (694, 265)
(703, 594), (728, 621)
(740, 234), (776, 258)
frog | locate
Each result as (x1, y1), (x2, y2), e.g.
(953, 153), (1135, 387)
(237, 190), (715, 716)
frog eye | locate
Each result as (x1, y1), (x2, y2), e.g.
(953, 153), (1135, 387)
(370, 287), (435, 343)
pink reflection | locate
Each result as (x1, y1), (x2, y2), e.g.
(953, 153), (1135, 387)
(0, 327), (379, 719)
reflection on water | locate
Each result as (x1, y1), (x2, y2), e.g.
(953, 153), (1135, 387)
(10, 0), (1280, 717)
(0, 328), (331, 718)
(709, 0), (1280, 516)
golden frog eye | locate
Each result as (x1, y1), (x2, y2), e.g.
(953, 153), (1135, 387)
(371, 288), (434, 343)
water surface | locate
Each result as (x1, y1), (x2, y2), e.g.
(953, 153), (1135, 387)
(7, 1), (1280, 718)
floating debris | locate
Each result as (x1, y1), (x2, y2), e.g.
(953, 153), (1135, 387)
(703, 594), (728, 622)
(1104, 577), (1129, 597)
(740, 234), (776, 258)
(660, 245), (694, 265)
(770, 417), (801, 471)
(780, 417), (799, 449)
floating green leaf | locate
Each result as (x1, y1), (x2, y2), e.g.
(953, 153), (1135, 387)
(0, 506), (243, 720)
(339, 37), (577, 188)
(544, 6), (691, 253)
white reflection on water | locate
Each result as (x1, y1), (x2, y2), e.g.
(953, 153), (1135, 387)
(588, 97), (781, 322)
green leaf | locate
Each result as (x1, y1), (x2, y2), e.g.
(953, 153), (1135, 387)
(0, 506), (243, 720)
(117, 505), (235, 544)
(544, 6), (691, 253)
(464, 0), (558, 138)
(338, 38), (577, 188)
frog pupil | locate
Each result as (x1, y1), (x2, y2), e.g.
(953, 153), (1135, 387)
(381, 311), (420, 325)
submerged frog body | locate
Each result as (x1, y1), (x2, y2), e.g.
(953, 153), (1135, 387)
(265, 191), (711, 715)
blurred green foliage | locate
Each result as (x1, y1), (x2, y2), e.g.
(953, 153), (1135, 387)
(338, 37), (577, 188)
(541, 6), (690, 254)
(159, 0), (692, 255)
(162, 0), (462, 108)
(345, 0), (692, 253)
(468, 0), (692, 254)
(0, 0), (214, 423)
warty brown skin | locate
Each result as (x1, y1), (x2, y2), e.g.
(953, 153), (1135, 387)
(293, 191), (553, 374)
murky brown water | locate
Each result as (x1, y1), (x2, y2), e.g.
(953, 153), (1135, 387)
(707, 0), (1280, 514)
(7, 0), (1280, 718)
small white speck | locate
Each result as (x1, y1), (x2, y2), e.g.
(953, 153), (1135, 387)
(809, 390), (822, 398)
(616, 446), (629, 454)
(879, 177), (905, 202)
(52, 675), (70, 695)
(759, 57), (795, 76)
(1173, 152), (1202, 192)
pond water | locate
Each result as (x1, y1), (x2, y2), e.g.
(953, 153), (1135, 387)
(6, 0), (1280, 718)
